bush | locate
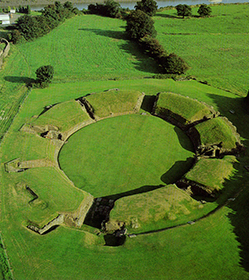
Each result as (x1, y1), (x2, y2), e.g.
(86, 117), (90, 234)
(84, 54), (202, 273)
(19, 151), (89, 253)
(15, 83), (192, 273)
(135, 0), (158, 16)
(197, 4), (212, 17)
(159, 53), (189, 75)
(175, 4), (192, 18)
(88, 0), (121, 18)
(139, 35), (166, 59)
(13, 2), (76, 43)
(9, 29), (24, 44)
(126, 10), (157, 40)
(35, 65), (54, 88)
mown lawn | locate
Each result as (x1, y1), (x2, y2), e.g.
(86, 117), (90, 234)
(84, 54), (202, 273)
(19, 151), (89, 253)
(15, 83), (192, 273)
(16, 14), (159, 83)
(59, 114), (194, 197)
(155, 4), (249, 95)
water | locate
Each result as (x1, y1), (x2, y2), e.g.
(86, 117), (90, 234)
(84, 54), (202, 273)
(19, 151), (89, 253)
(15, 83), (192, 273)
(31, 0), (248, 11)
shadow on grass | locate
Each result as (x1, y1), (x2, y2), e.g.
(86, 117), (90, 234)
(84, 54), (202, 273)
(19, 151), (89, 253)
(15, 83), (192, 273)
(4, 76), (35, 84)
(174, 126), (194, 152)
(155, 13), (179, 19)
(104, 184), (165, 201)
(141, 95), (156, 113)
(207, 92), (249, 272)
(161, 157), (195, 184)
(78, 28), (161, 74)
(104, 234), (126, 246)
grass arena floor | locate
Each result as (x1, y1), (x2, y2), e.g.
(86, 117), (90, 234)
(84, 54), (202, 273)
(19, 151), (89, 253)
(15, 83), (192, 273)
(59, 114), (194, 197)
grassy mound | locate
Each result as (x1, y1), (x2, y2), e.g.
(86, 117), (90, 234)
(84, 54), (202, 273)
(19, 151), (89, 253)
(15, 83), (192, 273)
(2, 166), (88, 227)
(109, 184), (203, 231)
(59, 114), (194, 197)
(195, 117), (241, 152)
(184, 156), (237, 193)
(32, 100), (91, 132)
(84, 90), (144, 119)
(154, 92), (217, 126)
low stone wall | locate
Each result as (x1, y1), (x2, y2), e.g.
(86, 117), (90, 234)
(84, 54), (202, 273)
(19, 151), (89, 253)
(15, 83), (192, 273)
(0, 38), (10, 69)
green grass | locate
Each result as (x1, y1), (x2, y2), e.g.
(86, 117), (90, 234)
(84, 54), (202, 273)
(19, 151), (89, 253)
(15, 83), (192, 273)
(59, 114), (194, 197)
(109, 184), (204, 231)
(85, 90), (143, 118)
(1, 78), (249, 279)
(1, 165), (87, 227)
(155, 4), (249, 95)
(195, 116), (241, 150)
(33, 100), (91, 132)
(1, 6), (249, 278)
(155, 92), (217, 124)
(1, 131), (56, 163)
(185, 155), (237, 191)
(16, 14), (159, 83)
(0, 45), (30, 140)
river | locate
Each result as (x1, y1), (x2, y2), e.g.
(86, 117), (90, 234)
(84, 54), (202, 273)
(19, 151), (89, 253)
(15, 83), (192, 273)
(31, 0), (249, 11)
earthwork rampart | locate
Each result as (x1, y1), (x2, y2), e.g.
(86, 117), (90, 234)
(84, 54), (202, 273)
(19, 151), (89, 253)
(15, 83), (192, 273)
(0, 38), (10, 69)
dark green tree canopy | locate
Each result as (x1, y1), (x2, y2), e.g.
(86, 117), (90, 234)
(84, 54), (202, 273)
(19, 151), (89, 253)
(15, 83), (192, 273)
(175, 4), (192, 18)
(126, 10), (157, 40)
(35, 65), (54, 87)
(159, 53), (189, 75)
(135, 0), (158, 17)
(198, 4), (212, 17)
(88, 0), (121, 18)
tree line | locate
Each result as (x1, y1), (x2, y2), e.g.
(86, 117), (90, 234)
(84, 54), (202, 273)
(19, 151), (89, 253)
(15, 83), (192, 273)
(9, 1), (81, 43)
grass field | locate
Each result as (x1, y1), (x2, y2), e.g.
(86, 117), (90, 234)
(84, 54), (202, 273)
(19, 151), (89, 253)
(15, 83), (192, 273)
(155, 4), (249, 95)
(1, 4), (249, 279)
(59, 114), (194, 197)
(1, 78), (248, 279)
(16, 14), (159, 83)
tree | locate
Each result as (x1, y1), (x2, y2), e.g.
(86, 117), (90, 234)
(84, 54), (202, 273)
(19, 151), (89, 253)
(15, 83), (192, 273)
(126, 10), (157, 40)
(139, 35), (166, 59)
(159, 53), (189, 74)
(175, 4), (192, 18)
(104, 0), (121, 18)
(63, 1), (74, 11)
(35, 65), (54, 88)
(198, 4), (212, 17)
(135, 0), (158, 17)
(27, 5), (31, 14)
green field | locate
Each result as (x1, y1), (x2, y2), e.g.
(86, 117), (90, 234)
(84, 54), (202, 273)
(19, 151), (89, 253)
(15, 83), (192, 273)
(0, 3), (249, 280)
(155, 4), (249, 95)
(59, 114), (194, 196)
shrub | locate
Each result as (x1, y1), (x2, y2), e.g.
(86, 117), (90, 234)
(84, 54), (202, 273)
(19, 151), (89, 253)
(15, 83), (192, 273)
(9, 29), (24, 44)
(35, 65), (54, 88)
(159, 53), (189, 75)
(198, 4), (212, 17)
(175, 4), (192, 18)
(135, 0), (158, 17)
(126, 10), (157, 40)
(139, 35), (166, 58)
(88, 0), (121, 18)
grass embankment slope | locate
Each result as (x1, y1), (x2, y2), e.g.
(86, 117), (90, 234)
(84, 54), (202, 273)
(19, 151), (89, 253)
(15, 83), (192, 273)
(155, 4), (249, 95)
(0, 5), (249, 279)
(1, 78), (249, 279)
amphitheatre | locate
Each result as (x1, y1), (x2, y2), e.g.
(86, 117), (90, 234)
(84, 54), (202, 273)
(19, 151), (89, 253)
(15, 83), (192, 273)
(0, 2), (249, 280)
